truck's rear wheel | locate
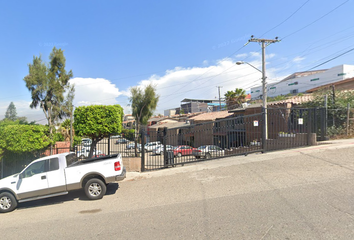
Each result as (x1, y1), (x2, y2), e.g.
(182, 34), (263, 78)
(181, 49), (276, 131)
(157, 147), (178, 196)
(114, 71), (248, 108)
(84, 178), (107, 200)
(0, 192), (17, 213)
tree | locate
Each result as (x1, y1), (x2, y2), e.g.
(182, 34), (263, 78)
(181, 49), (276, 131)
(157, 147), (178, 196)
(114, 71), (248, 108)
(74, 105), (123, 158)
(24, 47), (73, 154)
(130, 84), (159, 155)
(224, 88), (246, 110)
(62, 85), (75, 147)
(0, 124), (53, 176)
(302, 88), (354, 137)
(4, 102), (17, 121)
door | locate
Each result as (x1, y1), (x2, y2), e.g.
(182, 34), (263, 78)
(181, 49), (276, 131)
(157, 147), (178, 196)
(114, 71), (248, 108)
(46, 157), (67, 194)
(16, 160), (49, 200)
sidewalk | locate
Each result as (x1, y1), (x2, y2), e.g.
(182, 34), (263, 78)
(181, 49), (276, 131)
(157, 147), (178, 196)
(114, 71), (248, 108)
(123, 137), (354, 182)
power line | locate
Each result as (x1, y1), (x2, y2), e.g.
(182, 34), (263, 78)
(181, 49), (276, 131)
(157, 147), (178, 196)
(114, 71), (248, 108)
(307, 47), (354, 71)
(260, 0), (310, 37)
(281, 0), (350, 40)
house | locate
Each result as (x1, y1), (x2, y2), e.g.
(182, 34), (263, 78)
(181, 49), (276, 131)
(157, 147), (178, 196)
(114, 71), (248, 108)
(228, 94), (316, 146)
(251, 64), (354, 99)
(182, 111), (234, 148)
(148, 120), (192, 146)
(123, 114), (135, 130)
(306, 77), (354, 93)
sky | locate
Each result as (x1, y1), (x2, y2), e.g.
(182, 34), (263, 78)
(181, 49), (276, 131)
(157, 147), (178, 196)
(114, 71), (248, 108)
(1, 0), (354, 124)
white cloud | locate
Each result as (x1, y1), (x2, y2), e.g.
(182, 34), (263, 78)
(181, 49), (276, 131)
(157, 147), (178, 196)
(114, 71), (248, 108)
(130, 57), (280, 114)
(1, 55), (285, 122)
(70, 77), (121, 106)
(235, 53), (247, 58)
(293, 56), (305, 63)
(0, 100), (45, 124)
(0, 78), (122, 124)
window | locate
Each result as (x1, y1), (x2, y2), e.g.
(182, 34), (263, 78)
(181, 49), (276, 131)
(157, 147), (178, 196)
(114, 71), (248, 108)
(66, 153), (78, 166)
(310, 78), (320, 81)
(290, 89), (298, 94)
(338, 73), (346, 76)
(48, 158), (59, 171)
(23, 160), (46, 178)
(288, 82), (298, 86)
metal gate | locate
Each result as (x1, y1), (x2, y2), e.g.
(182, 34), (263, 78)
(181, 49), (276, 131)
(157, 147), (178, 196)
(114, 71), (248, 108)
(141, 107), (325, 171)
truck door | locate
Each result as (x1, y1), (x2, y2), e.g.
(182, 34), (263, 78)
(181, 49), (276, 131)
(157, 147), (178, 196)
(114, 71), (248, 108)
(17, 159), (49, 200)
(46, 157), (67, 194)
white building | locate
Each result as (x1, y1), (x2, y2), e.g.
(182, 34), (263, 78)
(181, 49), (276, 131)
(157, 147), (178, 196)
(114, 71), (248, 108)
(250, 64), (354, 99)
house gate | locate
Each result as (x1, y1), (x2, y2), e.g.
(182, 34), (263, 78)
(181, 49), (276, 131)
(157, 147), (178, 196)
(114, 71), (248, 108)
(140, 108), (325, 171)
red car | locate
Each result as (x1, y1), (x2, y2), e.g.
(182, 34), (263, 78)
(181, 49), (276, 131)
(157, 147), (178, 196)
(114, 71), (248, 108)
(173, 145), (196, 157)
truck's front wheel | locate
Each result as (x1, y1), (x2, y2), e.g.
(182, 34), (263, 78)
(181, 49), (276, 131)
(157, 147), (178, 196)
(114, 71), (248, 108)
(84, 178), (107, 200)
(0, 192), (17, 213)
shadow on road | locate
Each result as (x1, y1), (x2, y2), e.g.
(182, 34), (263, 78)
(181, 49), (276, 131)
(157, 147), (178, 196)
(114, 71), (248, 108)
(17, 183), (120, 210)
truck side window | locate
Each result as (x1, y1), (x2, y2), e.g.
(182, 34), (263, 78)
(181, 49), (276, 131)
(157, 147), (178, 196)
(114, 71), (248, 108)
(48, 158), (59, 171)
(23, 160), (46, 178)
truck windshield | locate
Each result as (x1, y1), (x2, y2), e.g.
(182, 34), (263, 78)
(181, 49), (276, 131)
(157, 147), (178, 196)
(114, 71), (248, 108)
(66, 153), (79, 166)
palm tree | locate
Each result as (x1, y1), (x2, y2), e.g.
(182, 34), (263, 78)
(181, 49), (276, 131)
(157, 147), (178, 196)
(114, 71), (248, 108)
(224, 88), (246, 110)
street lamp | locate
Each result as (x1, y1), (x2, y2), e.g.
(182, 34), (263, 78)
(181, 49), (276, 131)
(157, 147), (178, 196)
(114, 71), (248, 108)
(236, 60), (268, 142)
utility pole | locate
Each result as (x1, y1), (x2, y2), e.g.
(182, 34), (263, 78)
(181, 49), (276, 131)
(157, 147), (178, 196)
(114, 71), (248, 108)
(247, 36), (280, 143)
(217, 86), (223, 111)
(246, 35), (280, 151)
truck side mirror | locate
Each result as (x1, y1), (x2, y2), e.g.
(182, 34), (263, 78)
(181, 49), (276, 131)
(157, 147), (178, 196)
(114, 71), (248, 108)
(19, 173), (23, 179)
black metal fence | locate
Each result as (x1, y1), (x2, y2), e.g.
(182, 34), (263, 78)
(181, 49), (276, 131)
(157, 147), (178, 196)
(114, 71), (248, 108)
(74, 135), (139, 160)
(140, 107), (326, 171)
(2, 106), (352, 177)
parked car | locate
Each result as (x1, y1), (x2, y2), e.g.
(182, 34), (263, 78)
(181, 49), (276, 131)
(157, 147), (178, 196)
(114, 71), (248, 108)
(77, 147), (103, 159)
(153, 145), (174, 155)
(173, 145), (196, 157)
(144, 141), (162, 152)
(0, 152), (126, 213)
(111, 135), (121, 139)
(81, 138), (92, 146)
(192, 145), (224, 159)
(115, 138), (129, 144)
(126, 142), (141, 150)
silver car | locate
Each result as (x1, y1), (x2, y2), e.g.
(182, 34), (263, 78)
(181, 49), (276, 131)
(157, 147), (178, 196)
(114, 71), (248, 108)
(192, 145), (224, 159)
(126, 142), (141, 150)
(144, 141), (162, 152)
(153, 145), (174, 155)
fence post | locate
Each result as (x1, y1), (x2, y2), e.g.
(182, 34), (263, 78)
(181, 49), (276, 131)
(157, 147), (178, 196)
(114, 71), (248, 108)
(323, 96), (328, 141)
(140, 129), (145, 172)
(307, 109), (312, 145)
(262, 106), (267, 153)
(347, 103), (350, 136)
(108, 134), (111, 155)
(0, 158), (3, 179)
(320, 108), (326, 141)
(163, 127), (167, 167)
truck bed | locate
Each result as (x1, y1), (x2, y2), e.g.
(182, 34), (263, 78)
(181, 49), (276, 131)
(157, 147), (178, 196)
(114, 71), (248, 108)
(67, 154), (120, 167)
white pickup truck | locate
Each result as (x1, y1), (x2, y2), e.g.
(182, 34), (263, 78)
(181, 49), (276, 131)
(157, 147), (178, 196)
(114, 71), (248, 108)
(0, 152), (126, 213)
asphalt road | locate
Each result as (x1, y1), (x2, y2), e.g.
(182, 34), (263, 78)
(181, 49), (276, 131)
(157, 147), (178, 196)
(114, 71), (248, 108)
(1, 140), (354, 239)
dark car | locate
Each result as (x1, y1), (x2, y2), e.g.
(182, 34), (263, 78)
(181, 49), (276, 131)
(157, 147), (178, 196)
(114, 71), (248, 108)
(116, 138), (129, 144)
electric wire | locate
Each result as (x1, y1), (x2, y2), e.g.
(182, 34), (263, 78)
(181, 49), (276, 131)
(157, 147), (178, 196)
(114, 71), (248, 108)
(281, 0), (350, 40)
(259, 0), (310, 38)
(4, 2), (354, 118)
